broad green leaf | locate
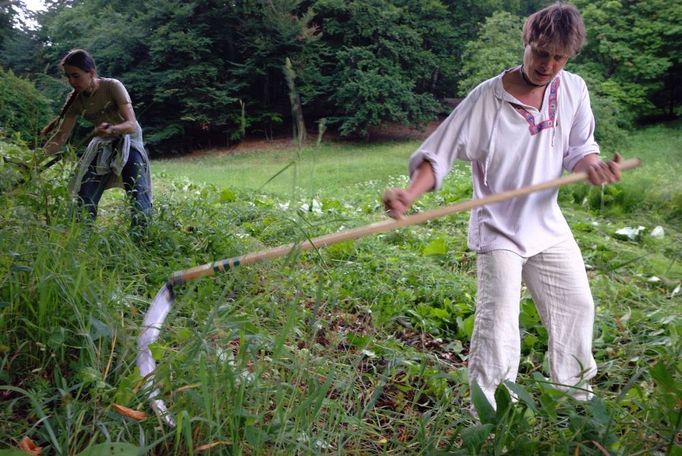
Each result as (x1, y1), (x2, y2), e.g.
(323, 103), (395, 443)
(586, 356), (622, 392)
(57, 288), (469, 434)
(429, 307), (450, 320)
(457, 315), (475, 340)
(0, 450), (32, 456)
(76, 442), (144, 456)
(347, 333), (370, 348)
(422, 238), (448, 256)
(585, 396), (611, 426)
(538, 392), (557, 420)
(471, 382), (497, 425)
(148, 342), (167, 361)
(113, 368), (143, 405)
(504, 381), (538, 413)
(174, 327), (193, 344)
(461, 423), (495, 452)
(494, 384), (513, 421)
(219, 187), (236, 202)
(519, 299), (541, 327)
(650, 361), (678, 395)
(89, 316), (113, 340)
(522, 333), (538, 350)
(245, 425), (269, 446)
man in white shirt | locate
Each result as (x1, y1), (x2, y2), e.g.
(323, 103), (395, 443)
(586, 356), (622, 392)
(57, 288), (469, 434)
(384, 2), (621, 409)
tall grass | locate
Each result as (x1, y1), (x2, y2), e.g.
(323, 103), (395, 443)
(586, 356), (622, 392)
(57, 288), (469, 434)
(0, 122), (680, 455)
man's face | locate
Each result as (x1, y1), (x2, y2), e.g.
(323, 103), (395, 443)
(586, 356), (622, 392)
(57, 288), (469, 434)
(522, 43), (570, 85)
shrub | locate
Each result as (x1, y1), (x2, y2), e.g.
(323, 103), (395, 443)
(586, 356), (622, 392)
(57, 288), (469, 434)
(0, 66), (53, 146)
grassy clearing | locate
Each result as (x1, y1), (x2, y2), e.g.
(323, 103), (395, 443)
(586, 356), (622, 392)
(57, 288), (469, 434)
(153, 140), (420, 198)
(153, 121), (682, 201)
(0, 122), (680, 455)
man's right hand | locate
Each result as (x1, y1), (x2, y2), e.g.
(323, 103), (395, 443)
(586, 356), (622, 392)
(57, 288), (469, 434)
(383, 188), (413, 219)
(384, 160), (436, 219)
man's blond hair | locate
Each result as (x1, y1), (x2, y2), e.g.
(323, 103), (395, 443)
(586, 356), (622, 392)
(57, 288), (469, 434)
(523, 2), (586, 56)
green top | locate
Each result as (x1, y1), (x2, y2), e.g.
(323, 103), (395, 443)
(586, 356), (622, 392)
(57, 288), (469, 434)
(65, 77), (136, 128)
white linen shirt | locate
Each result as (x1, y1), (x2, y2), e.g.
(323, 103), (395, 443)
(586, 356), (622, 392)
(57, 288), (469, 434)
(409, 68), (599, 256)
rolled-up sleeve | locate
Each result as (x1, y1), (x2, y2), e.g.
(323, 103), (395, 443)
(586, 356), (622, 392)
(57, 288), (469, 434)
(563, 79), (600, 171)
(408, 86), (489, 190)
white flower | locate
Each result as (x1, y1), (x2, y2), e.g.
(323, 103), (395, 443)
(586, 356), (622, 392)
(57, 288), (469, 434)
(650, 226), (664, 239)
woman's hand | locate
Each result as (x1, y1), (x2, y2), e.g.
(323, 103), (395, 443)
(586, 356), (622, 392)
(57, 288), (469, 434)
(95, 122), (116, 137)
(43, 116), (76, 154)
(95, 104), (136, 137)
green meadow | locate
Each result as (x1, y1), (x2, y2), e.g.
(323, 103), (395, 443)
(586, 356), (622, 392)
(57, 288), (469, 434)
(0, 122), (680, 455)
(153, 140), (419, 198)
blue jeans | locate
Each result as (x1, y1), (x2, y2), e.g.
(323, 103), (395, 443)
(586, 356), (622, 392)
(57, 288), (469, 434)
(77, 147), (152, 229)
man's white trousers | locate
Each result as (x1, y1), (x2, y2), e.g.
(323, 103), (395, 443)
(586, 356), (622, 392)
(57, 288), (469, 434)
(468, 238), (597, 408)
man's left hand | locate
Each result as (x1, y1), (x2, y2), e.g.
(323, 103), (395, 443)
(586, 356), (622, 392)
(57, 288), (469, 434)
(578, 152), (622, 185)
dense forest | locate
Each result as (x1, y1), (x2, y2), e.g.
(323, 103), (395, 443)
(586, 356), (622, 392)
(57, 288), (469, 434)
(1, 0), (680, 155)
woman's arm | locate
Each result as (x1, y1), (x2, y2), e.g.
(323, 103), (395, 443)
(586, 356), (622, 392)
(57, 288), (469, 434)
(97, 102), (138, 137)
(44, 116), (77, 155)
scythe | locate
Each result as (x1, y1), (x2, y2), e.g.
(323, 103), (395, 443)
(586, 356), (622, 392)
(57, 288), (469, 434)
(137, 158), (641, 426)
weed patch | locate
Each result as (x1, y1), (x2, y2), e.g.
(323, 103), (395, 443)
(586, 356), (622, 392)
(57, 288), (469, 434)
(0, 124), (680, 454)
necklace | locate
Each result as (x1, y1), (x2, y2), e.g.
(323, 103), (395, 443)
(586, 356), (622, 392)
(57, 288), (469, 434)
(83, 78), (100, 97)
(520, 66), (546, 88)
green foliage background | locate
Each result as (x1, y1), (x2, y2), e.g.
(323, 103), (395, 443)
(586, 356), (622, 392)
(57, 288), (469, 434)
(0, 67), (52, 146)
(1, 0), (679, 153)
(0, 122), (680, 454)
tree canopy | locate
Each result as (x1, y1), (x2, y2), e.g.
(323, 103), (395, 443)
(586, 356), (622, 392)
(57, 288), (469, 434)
(0, 0), (679, 154)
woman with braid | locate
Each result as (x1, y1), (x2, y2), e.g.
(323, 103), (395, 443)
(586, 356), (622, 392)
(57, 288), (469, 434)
(384, 3), (622, 411)
(43, 48), (152, 232)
